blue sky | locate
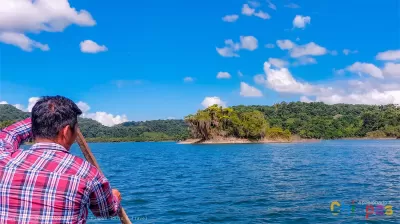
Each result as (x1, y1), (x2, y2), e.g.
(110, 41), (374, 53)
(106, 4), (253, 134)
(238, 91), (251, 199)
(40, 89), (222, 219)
(0, 0), (399, 125)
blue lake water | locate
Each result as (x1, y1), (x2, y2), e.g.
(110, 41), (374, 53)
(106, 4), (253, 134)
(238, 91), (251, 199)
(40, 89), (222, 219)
(68, 140), (400, 223)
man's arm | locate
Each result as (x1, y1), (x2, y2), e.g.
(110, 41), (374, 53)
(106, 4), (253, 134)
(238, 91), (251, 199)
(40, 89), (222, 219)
(0, 118), (32, 155)
(89, 171), (121, 218)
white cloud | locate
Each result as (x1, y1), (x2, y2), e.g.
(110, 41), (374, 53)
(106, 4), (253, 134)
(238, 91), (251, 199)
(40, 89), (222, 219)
(201, 97), (226, 108)
(254, 11), (270, 20)
(376, 50), (400, 61)
(285, 3), (300, 8)
(0, 32), (50, 52)
(264, 62), (319, 94)
(216, 39), (240, 57)
(276, 39), (295, 50)
(167, 116), (176, 120)
(84, 112), (128, 127)
(240, 82), (263, 97)
(290, 42), (327, 58)
(346, 62), (383, 79)
(268, 58), (288, 68)
(293, 15), (311, 29)
(265, 43), (275, 48)
(241, 4), (270, 20)
(27, 97), (40, 112)
(382, 63), (400, 77)
(217, 72), (231, 79)
(343, 49), (358, 55)
(315, 90), (400, 105)
(334, 68), (346, 75)
(293, 57), (317, 66)
(300, 96), (313, 103)
(77, 101), (90, 113)
(184, 77), (194, 82)
(78, 101), (128, 126)
(242, 4), (255, 16)
(254, 74), (266, 85)
(0, 0), (95, 50)
(13, 104), (26, 111)
(0, 101), (8, 104)
(266, 0), (277, 10)
(80, 40), (107, 53)
(222, 14), (239, 22)
(217, 36), (258, 57)
(240, 36), (258, 51)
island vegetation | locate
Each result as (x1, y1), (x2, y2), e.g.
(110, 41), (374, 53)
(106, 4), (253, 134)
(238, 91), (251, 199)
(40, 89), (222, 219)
(1, 102), (400, 143)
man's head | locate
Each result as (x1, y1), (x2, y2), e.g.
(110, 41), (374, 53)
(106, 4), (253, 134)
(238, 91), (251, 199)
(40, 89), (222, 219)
(32, 96), (82, 150)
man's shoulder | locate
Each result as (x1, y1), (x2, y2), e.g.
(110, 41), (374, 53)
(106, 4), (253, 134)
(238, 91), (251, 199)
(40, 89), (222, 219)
(64, 153), (100, 179)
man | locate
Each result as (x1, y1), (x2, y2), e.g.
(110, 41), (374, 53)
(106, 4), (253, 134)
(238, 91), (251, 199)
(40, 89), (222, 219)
(0, 96), (121, 223)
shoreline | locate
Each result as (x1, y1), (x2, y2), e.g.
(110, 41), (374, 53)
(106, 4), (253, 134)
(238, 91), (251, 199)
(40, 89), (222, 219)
(178, 138), (320, 145)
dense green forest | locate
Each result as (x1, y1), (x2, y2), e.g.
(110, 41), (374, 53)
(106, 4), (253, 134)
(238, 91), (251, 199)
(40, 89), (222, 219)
(185, 105), (291, 141)
(1, 102), (400, 142)
(0, 104), (189, 142)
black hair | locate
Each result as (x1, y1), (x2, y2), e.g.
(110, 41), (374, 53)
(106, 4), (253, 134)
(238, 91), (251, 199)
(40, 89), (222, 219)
(31, 96), (82, 139)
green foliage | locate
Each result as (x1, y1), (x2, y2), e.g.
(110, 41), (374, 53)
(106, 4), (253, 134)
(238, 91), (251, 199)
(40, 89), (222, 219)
(185, 105), (288, 140)
(232, 102), (400, 139)
(266, 127), (291, 141)
(0, 105), (190, 142)
(366, 130), (387, 138)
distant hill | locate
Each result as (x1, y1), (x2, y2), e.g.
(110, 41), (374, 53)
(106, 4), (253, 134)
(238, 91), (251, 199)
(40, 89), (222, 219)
(0, 104), (190, 142)
(0, 104), (30, 121)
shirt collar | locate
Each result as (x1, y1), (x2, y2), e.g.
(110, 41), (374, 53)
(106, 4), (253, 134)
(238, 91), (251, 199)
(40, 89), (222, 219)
(30, 142), (69, 153)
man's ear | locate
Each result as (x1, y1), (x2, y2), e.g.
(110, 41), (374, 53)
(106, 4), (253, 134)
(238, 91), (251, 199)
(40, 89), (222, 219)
(61, 125), (72, 139)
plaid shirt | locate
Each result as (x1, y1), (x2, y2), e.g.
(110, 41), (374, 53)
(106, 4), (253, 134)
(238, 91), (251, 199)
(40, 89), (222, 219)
(0, 118), (120, 223)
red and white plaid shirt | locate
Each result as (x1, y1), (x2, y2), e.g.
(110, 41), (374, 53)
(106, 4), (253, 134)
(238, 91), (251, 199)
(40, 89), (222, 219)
(0, 118), (120, 223)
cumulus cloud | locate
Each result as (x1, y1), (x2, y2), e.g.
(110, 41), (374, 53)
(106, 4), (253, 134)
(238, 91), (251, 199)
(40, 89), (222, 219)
(315, 90), (400, 105)
(376, 49), (400, 61)
(0, 101), (8, 104)
(222, 14), (239, 22)
(264, 62), (320, 94)
(382, 63), (400, 77)
(276, 39), (295, 50)
(184, 77), (194, 82)
(343, 49), (358, 55)
(216, 36), (258, 57)
(241, 4), (270, 20)
(77, 101), (128, 126)
(293, 15), (311, 29)
(80, 40), (107, 53)
(346, 62), (383, 79)
(0, 0), (95, 50)
(201, 97), (227, 108)
(240, 36), (258, 50)
(254, 11), (270, 20)
(0, 32), (49, 52)
(13, 104), (26, 111)
(277, 40), (327, 58)
(216, 39), (240, 57)
(216, 72), (231, 79)
(300, 96), (313, 103)
(27, 97), (40, 112)
(240, 82), (263, 97)
(268, 58), (288, 68)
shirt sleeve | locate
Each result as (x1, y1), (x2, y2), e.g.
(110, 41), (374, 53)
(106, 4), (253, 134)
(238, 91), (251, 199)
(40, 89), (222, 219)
(89, 171), (121, 218)
(0, 118), (32, 156)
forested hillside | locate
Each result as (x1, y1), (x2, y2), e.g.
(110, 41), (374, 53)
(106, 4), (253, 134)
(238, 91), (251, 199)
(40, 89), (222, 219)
(1, 102), (400, 142)
(0, 104), (189, 142)
(232, 102), (400, 139)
